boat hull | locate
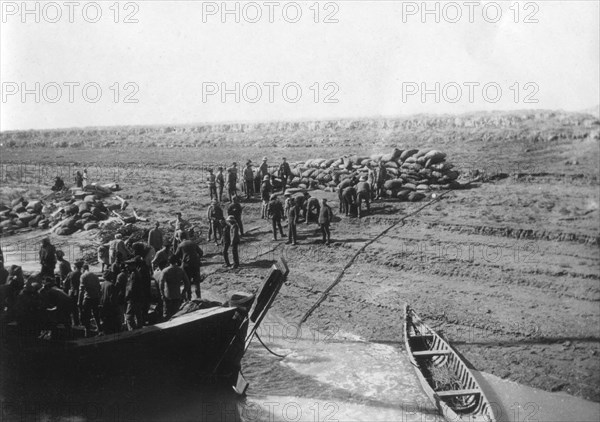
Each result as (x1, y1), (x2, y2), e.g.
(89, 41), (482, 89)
(403, 304), (497, 422)
(2, 306), (247, 387)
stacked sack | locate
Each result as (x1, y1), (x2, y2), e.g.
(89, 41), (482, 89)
(0, 183), (121, 236)
(0, 197), (50, 233)
(285, 147), (460, 202)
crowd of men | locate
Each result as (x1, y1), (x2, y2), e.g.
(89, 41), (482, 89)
(0, 156), (384, 339)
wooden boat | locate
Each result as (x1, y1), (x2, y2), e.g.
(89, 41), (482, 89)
(404, 304), (497, 422)
(1, 258), (289, 393)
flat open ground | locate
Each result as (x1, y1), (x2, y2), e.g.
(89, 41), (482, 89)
(1, 111), (599, 401)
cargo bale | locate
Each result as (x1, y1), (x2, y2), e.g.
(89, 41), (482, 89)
(424, 150), (446, 163)
(397, 189), (412, 201)
(409, 192), (426, 202)
(416, 184), (430, 191)
(17, 212), (36, 223)
(298, 183), (308, 189)
(383, 179), (404, 190)
(403, 183), (417, 191)
(445, 170), (459, 180)
(10, 198), (24, 207)
(83, 195), (97, 203)
(369, 153), (383, 161)
(84, 222), (99, 230)
(400, 149), (419, 161)
(384, 161), (399, 168)
(57, 227), (74, 236)
(414, 148), (433, 159)
(26, 200), (43, 214)
(404, 156), (417, 164)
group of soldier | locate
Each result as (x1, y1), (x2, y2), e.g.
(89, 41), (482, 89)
(0, 156), (387, 338)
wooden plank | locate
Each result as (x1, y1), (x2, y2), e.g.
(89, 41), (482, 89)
(412, 350), (451, 357)
(411, 334), (434, 340)
(436, 388), (481, 398)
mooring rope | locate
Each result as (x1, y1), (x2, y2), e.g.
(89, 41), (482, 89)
(299, 190), (453, 325)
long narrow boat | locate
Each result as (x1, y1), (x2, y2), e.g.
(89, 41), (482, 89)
(1, 258), (289, 393)
(404, 304), (497, 422)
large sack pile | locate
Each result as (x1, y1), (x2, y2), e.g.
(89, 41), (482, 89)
(0, 183), (121, 236)
(281, 147), (460, 202)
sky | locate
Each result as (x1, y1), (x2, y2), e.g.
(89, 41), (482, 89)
(1, 0), (599, 130)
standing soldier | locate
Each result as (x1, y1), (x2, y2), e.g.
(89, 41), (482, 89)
(376, 161), (387, 200)
(79, 264), (101, 337)
(278, 158), (292, 192)
(158, 255), (191, 320)
(56, 250), (72, 287)
(318, 198), (333, 245)
(286, 197), (299, 246)
(174, 232), (203, 299)
(39, 238), (57, 277)
(243, 161), (255, 199)
(356, 176), (371, 218)
(228, 216), (241, 269)
(124, 258), (143, 330)
(227, 196), (244, 236)
(207, 168), (218, 201)
(259, 157), (269, 181)
(260, 175), (272, 219)
(267, 194), (286, 241)
(147, 221), (163, 253)
(63, 260), (83, 326)
(221, 219), (232, 268)
(227, 165), (238, 202)
(216, 166), (225, 203)
(207, 200), (224, 244)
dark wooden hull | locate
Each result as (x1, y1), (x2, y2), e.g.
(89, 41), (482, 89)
(2, 306), (247, 387)
(404, 304), (497, 422)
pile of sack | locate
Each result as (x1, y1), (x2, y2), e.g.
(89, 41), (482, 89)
(285, 148), (460, 201)
(0, 183), (122, 236)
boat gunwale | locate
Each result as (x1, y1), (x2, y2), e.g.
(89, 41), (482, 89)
(403, 304), (497, 422)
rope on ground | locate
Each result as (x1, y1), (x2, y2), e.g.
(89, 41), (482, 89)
(255, 332), (287, 358)
(299, 190), (453, 325)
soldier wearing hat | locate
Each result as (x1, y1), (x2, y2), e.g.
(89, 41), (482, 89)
(63, 260), (83, 326)
(56, 249), (72, 287)
(207, 200), (224, 245)
(124, 257), (144, 330)
(286, 197), (299, 246)
(375, 161), (387, 200)
(227, 163), (238, 202)
(318, 198), (334, 245)
(259, 157), (269, 181)
(207, 168), (218, 201)
(260, 175), (272, 219)
(220, 218), (232, 268)
(227, 216), (241, 268)
(216, 166), (225, 202)
(227, 196), (244, 236)
(243, 161), (255, 199)
(278, 157), (292, 192)
(266, 194), (286, 240)
(174, 232), (203, 299)
(39, 237), (57, 277)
